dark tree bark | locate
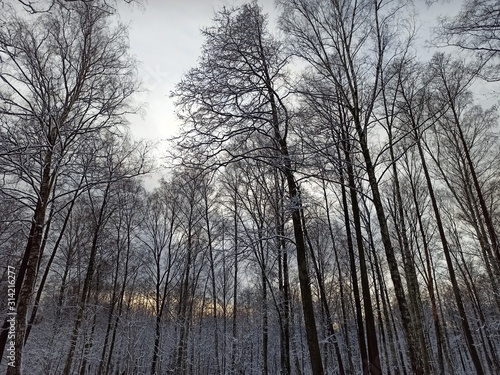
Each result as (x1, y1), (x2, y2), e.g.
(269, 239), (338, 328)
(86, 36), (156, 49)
(0, 2), (140, 371)
(172, 4), (325, 373)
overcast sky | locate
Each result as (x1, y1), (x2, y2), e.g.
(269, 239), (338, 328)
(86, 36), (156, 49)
(117, 0), (464, 155)
(118, 0), (275, 147)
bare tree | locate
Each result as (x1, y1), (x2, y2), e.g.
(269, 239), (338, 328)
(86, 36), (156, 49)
(1, 0), (142, 15)
(427, 53), (500, 271)
(436, 0), (500, 81)
(97, 179), (145, 375)
(139, 178), (183, 375)
(62, 134), (148, 375)
(171, 3), (325, 374)
(395, 52), (488, 375)
(0, 0), (140, 371)
(277, 0), (430, 372)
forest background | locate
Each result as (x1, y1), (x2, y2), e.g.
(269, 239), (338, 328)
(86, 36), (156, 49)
(0, 0), (499, 374)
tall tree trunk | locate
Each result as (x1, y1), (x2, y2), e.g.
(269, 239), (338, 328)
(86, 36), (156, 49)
(25, 178), (85, 345)
(342, 133), (382, 375)
(415, 136), (485, 374)
(338, 164), (369, 374)
(174, 216), (194, 375)
(104, 225), (133, 375)
(354, 118), (423, 374)
(204, 180), (221, 375)
(446, 92), (500, 265)
(388, 139), (431, 374)
(276, 189), (292, 375)
(261, 260), (269, 375)
(407, 165), (446, 374)
(301, 209), (346, 375)
(373, 244), (407, 375)
(321, 178), (355, 374)
(63, 182), (111, 375)
(5, 150), (54, 375)
(283, 169), (324, 375)
(230, 190), (239, 375)
(426, 139), (500, 310)
(262, 34), (325, 372)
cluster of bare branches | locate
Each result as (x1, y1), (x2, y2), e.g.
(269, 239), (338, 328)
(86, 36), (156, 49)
(0, 1), (498, 375)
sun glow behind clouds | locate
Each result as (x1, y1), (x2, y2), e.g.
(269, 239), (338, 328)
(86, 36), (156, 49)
(118, 0), (277, 145)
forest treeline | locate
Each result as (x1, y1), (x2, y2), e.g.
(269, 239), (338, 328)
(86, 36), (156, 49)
(0, 0), (499, 374)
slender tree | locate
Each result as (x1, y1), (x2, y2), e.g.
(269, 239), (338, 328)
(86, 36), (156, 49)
(172, 3), (325, 373)
(0, 1), (140, 371)
(278, 0), (429, 372)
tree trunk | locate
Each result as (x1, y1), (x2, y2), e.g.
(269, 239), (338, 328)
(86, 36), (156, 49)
(354, 119), (423, 374)
(415, 136), (485, 375)
(265, 56), (324, 373)
(342, 133), (382, 375)
(338, 165), (369, 374)
(388, 136), (431, 374)
(5, 151), (53, 375)
(407, 166), (446, 374)
(321, 177), (355, 374)
(301, 209), (346, 375)
(63, 183), (111, 375)
(276, 189), (292, 375)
